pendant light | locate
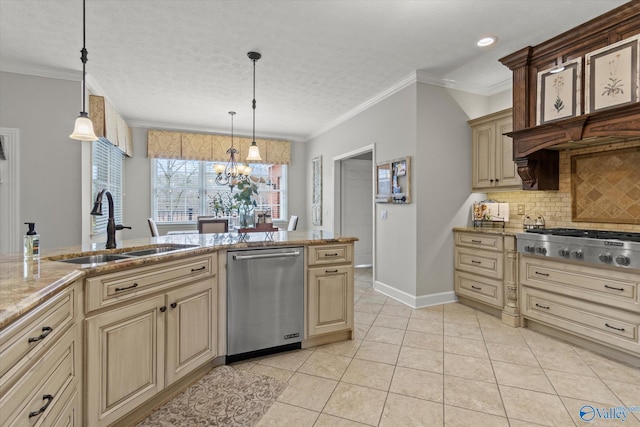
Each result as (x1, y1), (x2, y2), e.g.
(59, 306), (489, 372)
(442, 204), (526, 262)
(214, 112), (252, 189)
(70, 0), (98, 141)
(246, 51), (262, 161)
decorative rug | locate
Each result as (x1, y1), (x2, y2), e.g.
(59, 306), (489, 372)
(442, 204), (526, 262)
(136, 365), (287, 427)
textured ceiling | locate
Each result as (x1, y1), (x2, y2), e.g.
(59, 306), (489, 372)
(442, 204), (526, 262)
(0, 0), (628, 141)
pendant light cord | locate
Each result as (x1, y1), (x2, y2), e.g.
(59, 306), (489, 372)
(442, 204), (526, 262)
(80, 0), (88, 114)
(252, 57), (256, 143)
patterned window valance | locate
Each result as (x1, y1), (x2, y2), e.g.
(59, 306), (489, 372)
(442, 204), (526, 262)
(89, 95), (133, 157)
(147, 130), (290, 165)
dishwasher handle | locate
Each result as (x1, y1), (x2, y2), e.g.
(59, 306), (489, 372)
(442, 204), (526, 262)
(232, 250), (301, 261)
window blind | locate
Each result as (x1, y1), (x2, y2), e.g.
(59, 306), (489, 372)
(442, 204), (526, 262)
(92, 138), (125, 235)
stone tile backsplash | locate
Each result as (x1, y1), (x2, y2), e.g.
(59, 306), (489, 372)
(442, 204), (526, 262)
(487, 139), (640, 232)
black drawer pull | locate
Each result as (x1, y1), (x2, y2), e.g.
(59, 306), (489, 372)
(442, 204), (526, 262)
(115, 283), (138, 292)
(324, 253), (339, 257)
(471, 285), (481, 290)
(471, 260), (482, 264)
(191, 266), (206, 272)
(471, 239), (482, 244)
(604, 284), (624, 291)
(160, 306), (167, 313)
(535, 303), (550, 310)
(28, 326), (53, 343)
(325, 269), (339, 274)
(28, 394), (54, 418)
(534, 271), (549, 277)
(170, 302), (177, 309)
(605, 323), (625, 332)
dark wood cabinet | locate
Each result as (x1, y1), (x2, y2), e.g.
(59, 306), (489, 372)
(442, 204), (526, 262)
(499, 2), (640, 190)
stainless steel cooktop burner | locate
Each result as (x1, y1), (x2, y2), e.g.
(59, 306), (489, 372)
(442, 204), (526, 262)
(517, 228), (640, 270)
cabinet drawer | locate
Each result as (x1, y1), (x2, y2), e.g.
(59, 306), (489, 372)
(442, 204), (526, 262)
(86, 254), (215, 312)
(308, 244), (352, 266)
(455, 271), (503, 308)
(0, 324), (79, 426)
(522, 287), (640, 355)
(520, 256), (639, 312)
(455, 247), (503, 279)
(455, 232), (503, 252)
(0, 283), (77, 383)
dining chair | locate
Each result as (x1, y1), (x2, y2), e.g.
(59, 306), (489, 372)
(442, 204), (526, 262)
(147, 218), (160, 237)
(287, 215), (299, 231)
(198, 218), (229, 234)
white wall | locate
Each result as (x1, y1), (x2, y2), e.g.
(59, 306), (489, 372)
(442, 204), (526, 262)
(415, 83), (485, 300)
(307, 84), (418, 296)
(307, 81), (495, 305)
(0, 72), (83, 249)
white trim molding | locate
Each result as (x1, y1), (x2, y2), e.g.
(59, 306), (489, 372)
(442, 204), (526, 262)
(0, 128), (21, 254)
(374, 280), (458, 309)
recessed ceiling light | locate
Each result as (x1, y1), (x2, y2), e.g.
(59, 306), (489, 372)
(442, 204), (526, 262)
(477, 36), (497, 47)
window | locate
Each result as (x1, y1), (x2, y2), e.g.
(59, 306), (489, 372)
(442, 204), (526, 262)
(152, 159), (287, 223)
(92, 138), (125, 235)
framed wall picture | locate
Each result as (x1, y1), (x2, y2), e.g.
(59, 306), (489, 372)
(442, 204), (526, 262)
(536, 58), (581, 125)
(585, 35), (640, 113)
(312, 156), (322, 226)
(375, 162), (392, 203)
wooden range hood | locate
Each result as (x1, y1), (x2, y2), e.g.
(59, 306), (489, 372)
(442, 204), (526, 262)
(499, 2), (640, 190)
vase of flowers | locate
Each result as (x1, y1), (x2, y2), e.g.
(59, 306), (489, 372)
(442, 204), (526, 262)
(234, 180), (258, 228)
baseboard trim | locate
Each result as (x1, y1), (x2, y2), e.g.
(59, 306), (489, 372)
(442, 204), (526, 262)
(374, 280), (458, 309)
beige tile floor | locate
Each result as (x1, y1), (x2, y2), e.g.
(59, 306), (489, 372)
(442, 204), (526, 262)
(234, 268), (640, 427)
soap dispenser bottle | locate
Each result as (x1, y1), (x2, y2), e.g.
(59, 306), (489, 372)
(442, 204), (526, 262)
(24, 222), (40, 258)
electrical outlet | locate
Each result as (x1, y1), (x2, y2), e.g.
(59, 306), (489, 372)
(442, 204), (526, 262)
(381, 210), (388, 220)
(517, 204), (526, 215)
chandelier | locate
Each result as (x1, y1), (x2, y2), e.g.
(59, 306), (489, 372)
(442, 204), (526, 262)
(213, 111), (252, 189)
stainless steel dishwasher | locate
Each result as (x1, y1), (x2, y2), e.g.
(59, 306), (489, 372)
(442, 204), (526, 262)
(226, 246), (304, 363)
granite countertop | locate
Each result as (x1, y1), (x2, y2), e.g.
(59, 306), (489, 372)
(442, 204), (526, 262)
(1, 230), (357, 330)
(453, 226), (524, 237)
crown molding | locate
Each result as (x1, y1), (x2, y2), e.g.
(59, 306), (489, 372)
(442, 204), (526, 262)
(416, 70), (511, 96)
(0, 61), (82, 81)
(307, 72), (418, 141)
(306, 71), (512, 140)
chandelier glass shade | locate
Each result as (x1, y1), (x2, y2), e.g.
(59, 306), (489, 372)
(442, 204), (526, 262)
(214, 111), (252, 189)
(70, 0), (98, 141)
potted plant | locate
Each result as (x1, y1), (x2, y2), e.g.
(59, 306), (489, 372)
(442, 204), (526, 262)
(233, 179), (258, 228)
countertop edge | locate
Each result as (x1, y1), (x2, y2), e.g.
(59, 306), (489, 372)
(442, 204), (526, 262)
(1, 233), (357, 330)
(453, 226), (523, 237)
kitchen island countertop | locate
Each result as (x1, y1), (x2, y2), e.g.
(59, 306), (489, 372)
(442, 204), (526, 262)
(0, 230), (357, 329)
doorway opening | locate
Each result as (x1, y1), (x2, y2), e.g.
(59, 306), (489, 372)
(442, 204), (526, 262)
(333, 145), (375, 272)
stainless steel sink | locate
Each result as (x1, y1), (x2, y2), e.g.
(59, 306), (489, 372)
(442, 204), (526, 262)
(59, 254), (133, 264)
(121, 246), (189, 257)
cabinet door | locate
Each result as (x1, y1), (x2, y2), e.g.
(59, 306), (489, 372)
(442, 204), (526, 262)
(165, 278), (217, 386)
(308, 266), (354, 337)
(495, 117), (521, 187)
(85, 296), (165, 427)
(471, 122), (496, 189)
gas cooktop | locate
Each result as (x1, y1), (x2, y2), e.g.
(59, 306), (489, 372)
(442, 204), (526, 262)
(525, 228), (640, 243)
(517, 228), (640, 269)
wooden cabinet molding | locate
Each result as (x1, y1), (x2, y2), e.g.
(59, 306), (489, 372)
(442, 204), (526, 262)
(499, 2), (640, 190)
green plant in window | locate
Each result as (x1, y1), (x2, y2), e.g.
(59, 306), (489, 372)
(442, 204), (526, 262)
(233, 179), (258, 208)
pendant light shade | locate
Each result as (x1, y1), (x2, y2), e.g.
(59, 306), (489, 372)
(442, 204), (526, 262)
(70, 112), (97, 141)
(246, 51), (262, 161)
(70, 0), (97, 141)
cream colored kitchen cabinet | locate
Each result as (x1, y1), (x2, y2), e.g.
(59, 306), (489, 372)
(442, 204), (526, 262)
(306, 244), (354, 339)
(454, 230), (519, 326)
(520, 255), (640, 358)
(85, 255), (217, 427)
(0, 281), (82, 427)
(469, 109), (521, 190)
